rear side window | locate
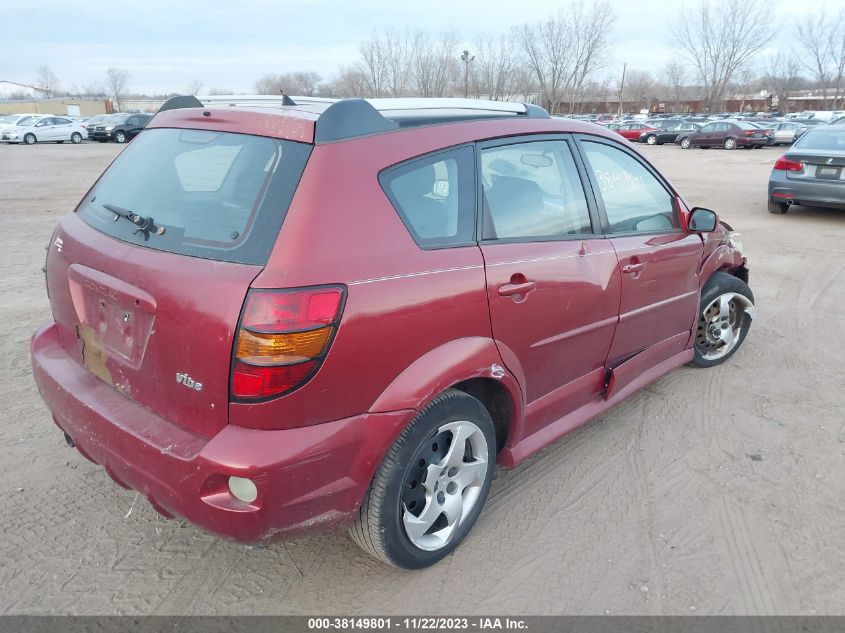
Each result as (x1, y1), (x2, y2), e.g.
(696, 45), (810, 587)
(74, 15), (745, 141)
(380, 146), (476, 248)
(480, 140), (592, 240)
(77, 128), (311, 265)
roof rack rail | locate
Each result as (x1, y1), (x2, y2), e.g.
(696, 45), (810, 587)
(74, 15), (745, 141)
(155, 95), (551, 143)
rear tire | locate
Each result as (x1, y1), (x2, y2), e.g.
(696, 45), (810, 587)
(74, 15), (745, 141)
(691, 272), (755, 368)
(350, 389), (496, 569)
(768, 199), (788, 214)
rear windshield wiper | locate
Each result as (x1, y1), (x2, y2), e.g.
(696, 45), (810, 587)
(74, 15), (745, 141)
(101, 203), (166, 241)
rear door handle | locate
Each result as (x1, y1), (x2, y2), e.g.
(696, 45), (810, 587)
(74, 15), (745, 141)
(621, 262), (646, 274)
(498, 281), (536, 296)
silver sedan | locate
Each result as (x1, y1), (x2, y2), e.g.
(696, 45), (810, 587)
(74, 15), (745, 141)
(768, 122), (809, 146)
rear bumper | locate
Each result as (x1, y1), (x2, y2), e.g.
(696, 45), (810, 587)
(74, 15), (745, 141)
(769, 174), (845, 210)
(737, 138), (767, 147)
(31, 321), (411, 543)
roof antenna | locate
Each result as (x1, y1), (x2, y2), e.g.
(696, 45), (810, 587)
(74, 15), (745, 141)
(280, 90), (296, 106)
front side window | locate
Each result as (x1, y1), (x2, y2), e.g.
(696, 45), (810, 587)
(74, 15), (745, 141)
(480, 140), (592, 240)
(380, 146), (476, 248)
(581, 140), (678, 234)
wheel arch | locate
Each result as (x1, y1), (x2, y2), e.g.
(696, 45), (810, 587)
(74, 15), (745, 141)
(700, 244), (748, 289)
(368, 337), (524, 454)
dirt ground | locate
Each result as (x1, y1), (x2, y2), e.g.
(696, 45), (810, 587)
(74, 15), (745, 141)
(1, 139), (843, 616)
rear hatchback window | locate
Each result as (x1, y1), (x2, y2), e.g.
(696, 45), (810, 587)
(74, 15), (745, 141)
(77, 128), (311, 265)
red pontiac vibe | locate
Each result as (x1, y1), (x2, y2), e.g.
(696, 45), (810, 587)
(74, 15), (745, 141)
(31, 95), (754, 569)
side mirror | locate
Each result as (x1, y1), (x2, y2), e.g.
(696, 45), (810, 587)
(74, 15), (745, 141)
(689, 207), (718, 232)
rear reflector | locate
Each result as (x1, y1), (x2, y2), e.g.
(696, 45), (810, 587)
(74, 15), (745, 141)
(232, 359), (319, 399)
(231, 287), (345, 401)
(773, 156), (803, 171)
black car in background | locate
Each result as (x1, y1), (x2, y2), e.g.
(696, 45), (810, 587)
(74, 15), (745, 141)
(88, 113), (152, 143)
(640, 121), (702, 145)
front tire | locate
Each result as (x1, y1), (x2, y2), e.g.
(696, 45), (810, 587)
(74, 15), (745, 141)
(71, 132), (82, 144)
(114, 130), (127, 143)
(724, 137), (737, 150)
(350, 389), (496, 569)
(646, 134), (658, 145)
(23, 133), (36, 145)
(680, 137), (691, 149)
(692, 272), (755, 368)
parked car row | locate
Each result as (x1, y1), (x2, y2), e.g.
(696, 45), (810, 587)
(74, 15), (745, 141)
(0, 112), (152, 145)
(598, 116), (820, 150)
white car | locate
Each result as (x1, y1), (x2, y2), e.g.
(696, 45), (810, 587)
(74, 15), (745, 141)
(2, 115), (87, 145)
(0, 113), (45, 136)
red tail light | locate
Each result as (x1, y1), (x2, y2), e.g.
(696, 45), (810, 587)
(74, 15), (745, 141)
(773, 156), (803, 172)
(231, 286), (345, 400)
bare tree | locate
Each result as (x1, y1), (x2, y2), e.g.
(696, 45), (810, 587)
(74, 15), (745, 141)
(676, 0), (773, 112)
(519, 1), (615, 114)
(732, 66), (758, 112)
(106, 68), (130, 111)
(662, 61), (688, 112)
(472, 32), (520, 101)
(322, 66), (369, 98)
(834, 11), (845, 109)
(253, 72), (322, 96)
(185, 79), (204, 96)
(625, 70), (654, 112)
(36, 65), (59, 97)
(82, 82), (106, 98)
(796, 9), (845, 109)
(359, 35), (388, 97)
(358, 29), (414, 97)
(411, 30), (459, 97)
(765, 51), (802, 114)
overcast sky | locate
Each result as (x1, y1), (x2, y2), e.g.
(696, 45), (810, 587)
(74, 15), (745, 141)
(0, 0), (834, 95)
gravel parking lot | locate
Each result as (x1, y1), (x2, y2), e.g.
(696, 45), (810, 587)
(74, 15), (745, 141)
(1, 140), (844, 615)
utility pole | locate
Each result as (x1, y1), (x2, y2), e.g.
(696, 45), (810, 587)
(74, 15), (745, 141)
(618, 62), (627, 117)
(461, 49), (475, 98)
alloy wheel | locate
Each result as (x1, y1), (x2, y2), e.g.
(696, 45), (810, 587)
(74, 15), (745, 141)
(401, 420), (489, 551)
(695, 292), (755, 361)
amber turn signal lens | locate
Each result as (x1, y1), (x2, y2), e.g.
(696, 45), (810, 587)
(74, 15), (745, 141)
(236, 327), (332, 365)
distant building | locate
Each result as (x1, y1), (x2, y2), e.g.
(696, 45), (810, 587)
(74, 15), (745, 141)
(0, 80), (47, 100)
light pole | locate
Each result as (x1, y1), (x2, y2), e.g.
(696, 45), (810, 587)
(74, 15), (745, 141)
(618, 62), (627, 117)
(461, 49), (475, 98)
